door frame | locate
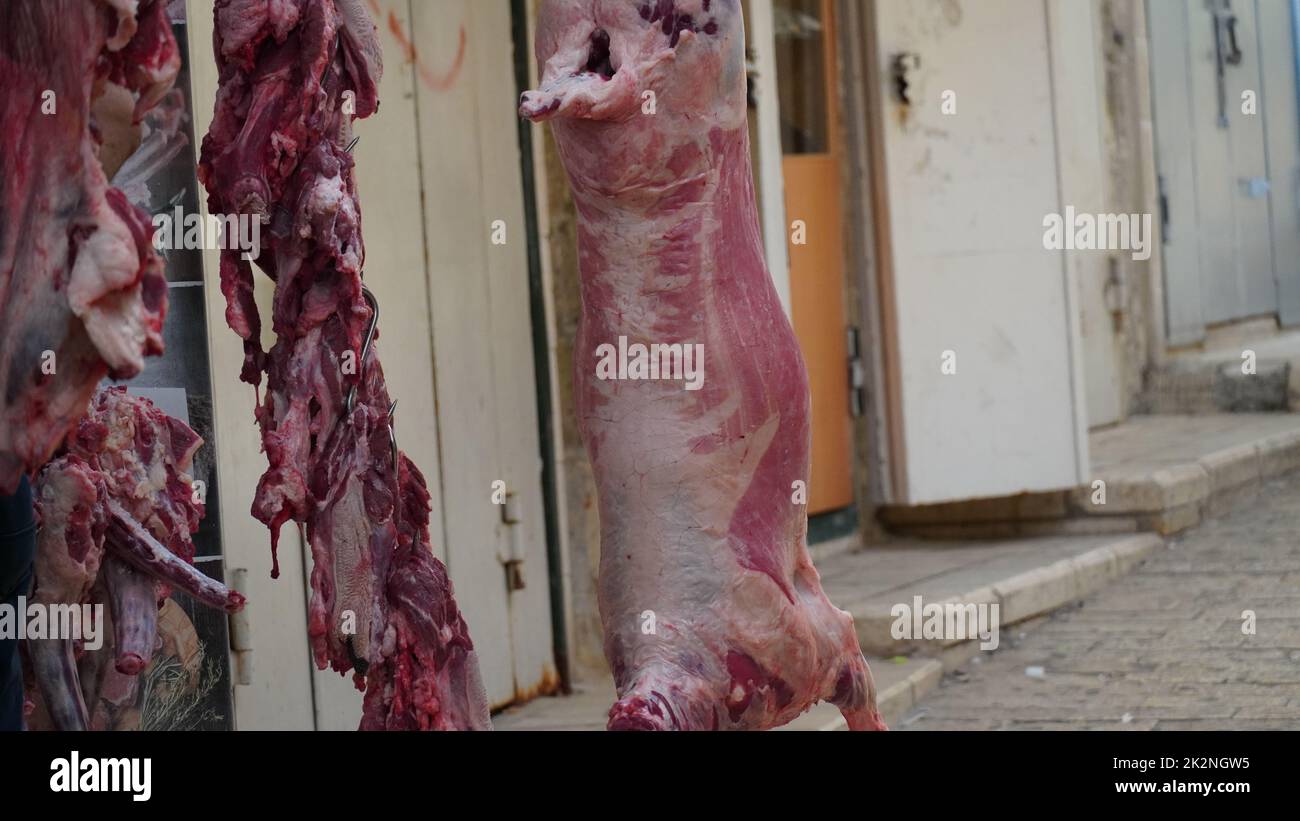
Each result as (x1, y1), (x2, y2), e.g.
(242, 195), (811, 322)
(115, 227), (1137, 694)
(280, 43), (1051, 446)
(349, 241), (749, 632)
(836, 0), (905, 511)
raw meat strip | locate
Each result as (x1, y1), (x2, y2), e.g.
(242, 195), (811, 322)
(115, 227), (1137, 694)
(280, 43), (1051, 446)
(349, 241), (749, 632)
(0, 0), (180, 494)
(199, 0), (489, 730)
(25, 388), (244, 730)
(521, 0), (884, 730)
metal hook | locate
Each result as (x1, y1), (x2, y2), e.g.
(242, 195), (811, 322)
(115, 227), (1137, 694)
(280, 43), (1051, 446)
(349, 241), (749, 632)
(344, 135), (361, 154)
(344, 286), (379, 414)
(338, 284), (399, 471)
(154, 187), (187, 216)
(153, 189), (189, 261)
(387, 400), (399, 471)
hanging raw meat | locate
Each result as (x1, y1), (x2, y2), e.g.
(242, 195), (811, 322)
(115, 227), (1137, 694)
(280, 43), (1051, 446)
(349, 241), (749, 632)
(521, 0), (885, 730)
(24, 388), (244, 731)
(0, 0), (180, 494)
(198, 0), (490, 730)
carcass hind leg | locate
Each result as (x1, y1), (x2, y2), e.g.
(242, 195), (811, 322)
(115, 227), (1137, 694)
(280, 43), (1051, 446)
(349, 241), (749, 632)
(830, 653), (888, 731)
(606, 665), (716, 731)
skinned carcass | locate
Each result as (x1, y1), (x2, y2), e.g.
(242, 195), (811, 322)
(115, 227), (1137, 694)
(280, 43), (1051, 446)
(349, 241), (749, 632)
(24, 388), (244, 731)
(0, 0), (181, 494)
(198, 0), (489, 730)
(521, 0), (885, 730)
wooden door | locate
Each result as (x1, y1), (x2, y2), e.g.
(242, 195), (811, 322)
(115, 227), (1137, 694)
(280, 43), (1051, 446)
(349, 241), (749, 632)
(868, 0), (1089, 504)
(1258, 0), (1300, 326)
(1149, 0), (1294, 340)
(1193, 0), (1275, 324)
(776, 0), (854, 514)
(1149, 0), (1208, 345)
(406, 0), (556, 712)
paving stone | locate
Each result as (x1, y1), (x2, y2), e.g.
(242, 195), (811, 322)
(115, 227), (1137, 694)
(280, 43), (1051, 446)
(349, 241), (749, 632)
(902, 472), (1300, 730)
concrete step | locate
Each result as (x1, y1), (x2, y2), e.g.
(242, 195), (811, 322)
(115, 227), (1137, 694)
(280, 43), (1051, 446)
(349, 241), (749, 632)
(492, 654), (941, 731)
(1140, 327), (1300, 414)
(881, 413), (1300, 538)
(818, 533), (1162, 658)
(1141, 359), (1292, 414)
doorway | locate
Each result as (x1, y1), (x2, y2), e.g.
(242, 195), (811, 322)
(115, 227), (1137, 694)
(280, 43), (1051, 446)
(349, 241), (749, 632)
(775, 0), (855, 516)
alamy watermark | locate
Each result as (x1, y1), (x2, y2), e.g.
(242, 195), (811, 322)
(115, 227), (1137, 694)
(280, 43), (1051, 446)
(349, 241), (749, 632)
(50, 751), (151, 802)
(0, 598), (103, 650)
(1043, 206), (1152, 261)
(152, 208), (262, 260)
(595, 335), (705, 391)
(890, 595), (1000, 651)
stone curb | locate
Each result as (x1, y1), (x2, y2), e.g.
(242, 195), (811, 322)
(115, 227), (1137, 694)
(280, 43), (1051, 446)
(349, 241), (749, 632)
(1066, 431), (1300, 533)
(853, 534), (1164, 657)
(883, 429), (1300, 539)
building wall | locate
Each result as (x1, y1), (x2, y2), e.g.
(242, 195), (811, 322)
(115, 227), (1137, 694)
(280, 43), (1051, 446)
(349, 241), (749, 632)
(1098, 0), (1164, 417)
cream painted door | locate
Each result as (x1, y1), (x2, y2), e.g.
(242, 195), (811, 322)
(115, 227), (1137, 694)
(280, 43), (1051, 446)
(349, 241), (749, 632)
(188, 0), (554, 728)
(868, 0), (1090, 504)
(1259, 0), (1300, 325)
(1149, 0), (1299, 341)
(402, 0), (556, 713)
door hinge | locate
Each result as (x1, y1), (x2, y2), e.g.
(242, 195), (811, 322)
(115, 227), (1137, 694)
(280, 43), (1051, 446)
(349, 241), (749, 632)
(498, 491), (526, 592)
(847, 326), (866, 418)
(228, 567), (252, 686)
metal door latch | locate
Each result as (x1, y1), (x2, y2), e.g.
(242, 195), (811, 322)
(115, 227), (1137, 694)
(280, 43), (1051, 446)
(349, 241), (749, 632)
(1212, 2), (1244, 127)
(892, 52), (922, 107)
(498, 491), (526, 592)
(847, 326), (866, 418)
(1241, 177), (1271, 199)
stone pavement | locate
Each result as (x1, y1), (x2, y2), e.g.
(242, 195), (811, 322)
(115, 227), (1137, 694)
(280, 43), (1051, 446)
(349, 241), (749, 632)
(898, 472), (1300, 730)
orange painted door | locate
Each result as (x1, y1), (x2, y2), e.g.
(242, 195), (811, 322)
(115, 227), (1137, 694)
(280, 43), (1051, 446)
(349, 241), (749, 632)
(775, 0), (853, 514)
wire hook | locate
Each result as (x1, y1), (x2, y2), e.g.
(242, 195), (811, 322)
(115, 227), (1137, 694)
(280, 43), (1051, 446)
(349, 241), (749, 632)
(344, 286), (379, 414)
(339, 285), (400, 471)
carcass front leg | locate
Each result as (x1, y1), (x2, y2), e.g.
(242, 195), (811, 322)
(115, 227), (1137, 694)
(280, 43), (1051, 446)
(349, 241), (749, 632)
(102, 556), (159, 675)
(104, 501), (245, 613)
(28, 636), (89, 731)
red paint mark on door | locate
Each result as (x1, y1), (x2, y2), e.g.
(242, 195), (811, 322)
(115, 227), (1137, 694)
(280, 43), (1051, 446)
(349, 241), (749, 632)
(367, 1), (467, 92)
